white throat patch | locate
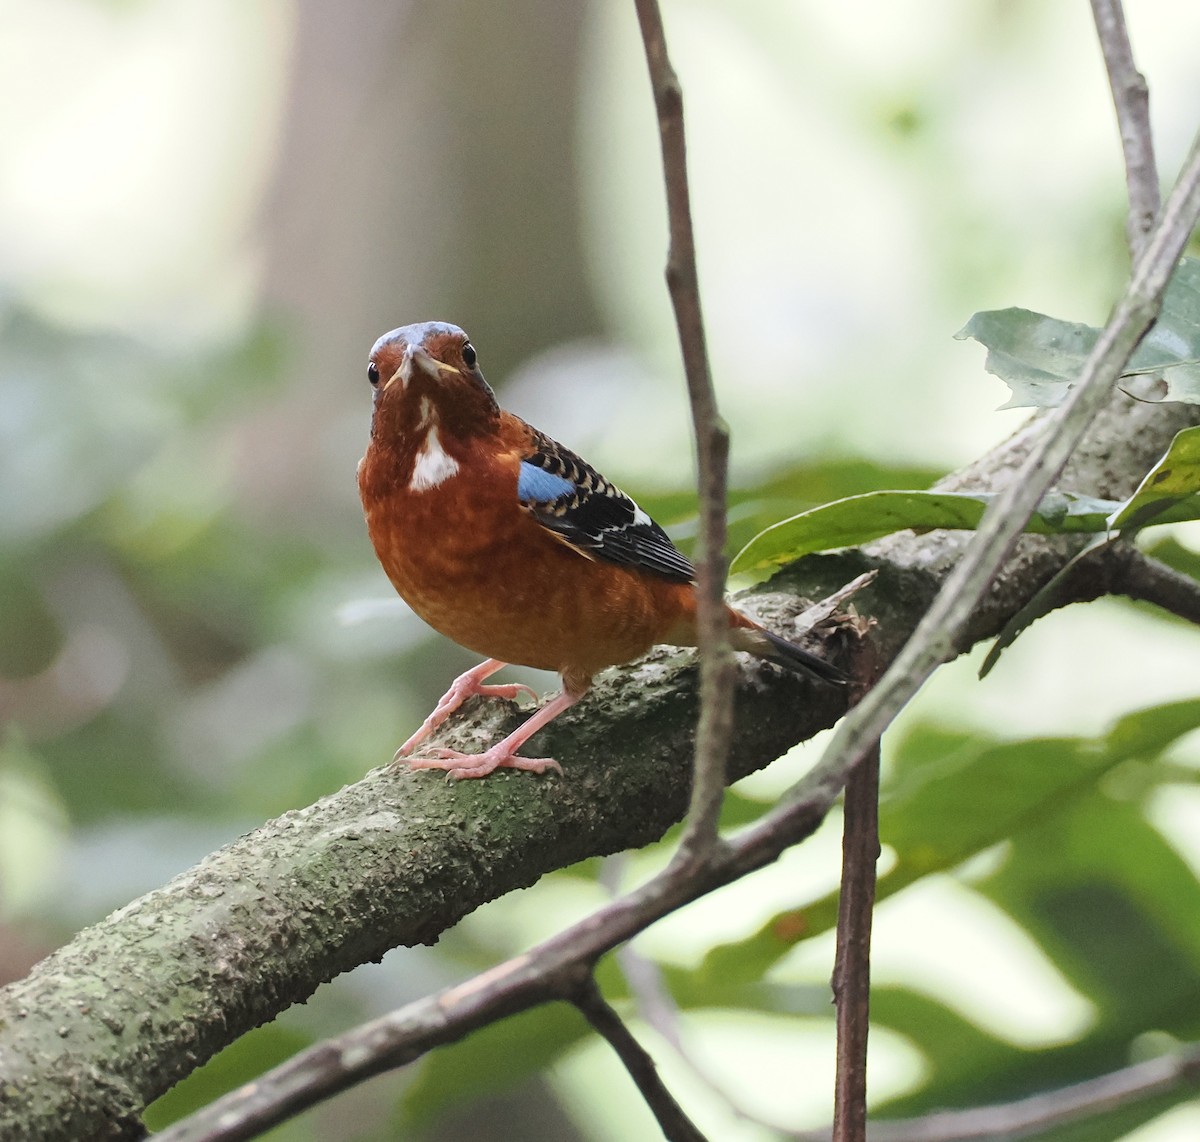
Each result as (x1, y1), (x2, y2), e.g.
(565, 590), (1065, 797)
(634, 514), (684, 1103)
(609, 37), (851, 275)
(409, 425), (460, 491)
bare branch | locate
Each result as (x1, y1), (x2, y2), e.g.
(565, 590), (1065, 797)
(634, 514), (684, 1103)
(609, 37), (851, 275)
(1090, 0), (1160, 255)
(831, 741), (880, 1142)
(1048, 539), (1200, 624)
(573, 975), (710, 1142)
(983, 539), (1200, 675)
(857, 1042), (1200, 1142)
(634, 0), (734, 867)
(1111, 547), (1200, 624)
(616, 942), (801, 1134)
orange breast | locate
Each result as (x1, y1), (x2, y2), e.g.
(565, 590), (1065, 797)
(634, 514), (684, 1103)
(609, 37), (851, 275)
(360, 441), (696, 688)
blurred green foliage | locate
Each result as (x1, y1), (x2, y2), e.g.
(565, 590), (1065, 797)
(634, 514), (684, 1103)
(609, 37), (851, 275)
(6, 1), (1200, 1140)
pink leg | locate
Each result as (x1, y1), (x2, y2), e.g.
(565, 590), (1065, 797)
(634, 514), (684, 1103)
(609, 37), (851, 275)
(406, 689), (580, 779)
(394, 659), (538, 760)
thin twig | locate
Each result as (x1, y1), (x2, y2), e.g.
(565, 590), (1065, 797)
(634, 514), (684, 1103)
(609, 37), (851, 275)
(854, 1042), (1200, 1142)
(634, 0), (735, 868)
(831, 741), (880, 1142)
(1059, 540), (1200, 623)
(791, 1044), (1200, 1142)
(1111, 546), (1200, 624)
(616, 943), (801, 1134)
(981, 538), (1200, 676)
(607, 858), (802, 1135)
(573, 975), (710, 1142)
(1090, 0), (1160, 255)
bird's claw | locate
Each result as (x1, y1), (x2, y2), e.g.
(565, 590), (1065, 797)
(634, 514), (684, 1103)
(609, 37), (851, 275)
(479, 682), (539, 704)
(406, 747), (563, 781)
(395, 673), (538, 757)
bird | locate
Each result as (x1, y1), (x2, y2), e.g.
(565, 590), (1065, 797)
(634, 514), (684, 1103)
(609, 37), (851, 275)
(357, 320), (843, 779)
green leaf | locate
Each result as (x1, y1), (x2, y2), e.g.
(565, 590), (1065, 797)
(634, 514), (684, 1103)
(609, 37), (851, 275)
(1141, 533), (1200, 582)
(955, 308), (1104, 409)
(891, 696), (1200, 871)
(733, 321), (1200, 580)
(956, 255), (1200, 409)
(1109, 423), (1200, 532)
(872, 985), (1191, 1139)
(980, 426), (1200, 674)
(398, 1002), (588, 1127)
(144, 1023), (315, 1132)
(870, 986), (1035, 1112)
(630, 455), (946, 561)
(981, 793), (1200, 1027)
(731, 489), (1120, 576)
(1104, 696), (1200, 760)
(978, 536), (1112, 679)
(700, 700), (1200, 986)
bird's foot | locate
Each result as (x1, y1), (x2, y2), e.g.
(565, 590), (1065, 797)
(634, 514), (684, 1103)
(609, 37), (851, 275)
(406, 747), (563, 781)
(395, 662), (538, 759)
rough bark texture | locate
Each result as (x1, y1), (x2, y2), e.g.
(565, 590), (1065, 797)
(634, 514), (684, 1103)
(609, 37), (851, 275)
(0, 395), (1195, 1141)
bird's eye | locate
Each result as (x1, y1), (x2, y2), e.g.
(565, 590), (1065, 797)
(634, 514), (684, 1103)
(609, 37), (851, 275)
(462, 341), (477, 369)
(367, 361), (380, 386)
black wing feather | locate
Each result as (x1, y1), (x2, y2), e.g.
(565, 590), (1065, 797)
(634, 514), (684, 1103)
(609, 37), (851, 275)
(519, 429), (695, 583)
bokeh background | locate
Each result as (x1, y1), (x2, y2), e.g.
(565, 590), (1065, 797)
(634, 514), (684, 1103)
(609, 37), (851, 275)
(3, 1), (1200, 1139)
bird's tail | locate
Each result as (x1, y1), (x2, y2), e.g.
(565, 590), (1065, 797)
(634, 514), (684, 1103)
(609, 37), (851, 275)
(729, 618), (846, 685)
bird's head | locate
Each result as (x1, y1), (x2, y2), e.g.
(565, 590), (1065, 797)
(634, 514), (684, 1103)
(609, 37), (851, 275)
(366, 321), (498, 439)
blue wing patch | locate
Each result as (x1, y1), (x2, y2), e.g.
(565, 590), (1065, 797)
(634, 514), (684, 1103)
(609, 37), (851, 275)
(516, 429), (695, 583)
(517, 461), (577, 504)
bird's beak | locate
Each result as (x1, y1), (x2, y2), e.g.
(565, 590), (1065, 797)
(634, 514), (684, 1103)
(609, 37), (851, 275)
(393, 343), (463, 393)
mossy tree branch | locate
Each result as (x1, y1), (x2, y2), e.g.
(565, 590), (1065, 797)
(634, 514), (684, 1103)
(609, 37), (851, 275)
(1, 378), (1196, 1140)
